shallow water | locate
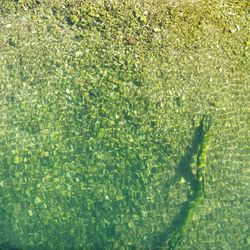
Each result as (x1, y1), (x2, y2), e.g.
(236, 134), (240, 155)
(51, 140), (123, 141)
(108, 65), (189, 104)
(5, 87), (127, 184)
(0, 1), (249, 249)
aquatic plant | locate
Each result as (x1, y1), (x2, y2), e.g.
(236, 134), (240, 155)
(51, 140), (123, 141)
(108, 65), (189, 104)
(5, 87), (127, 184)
(168, 115), (212, 249)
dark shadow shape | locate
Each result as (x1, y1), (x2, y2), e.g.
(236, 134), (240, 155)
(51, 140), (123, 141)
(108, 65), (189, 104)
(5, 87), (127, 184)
(150, 119), (205, 249)
(0, 242), (22, 250)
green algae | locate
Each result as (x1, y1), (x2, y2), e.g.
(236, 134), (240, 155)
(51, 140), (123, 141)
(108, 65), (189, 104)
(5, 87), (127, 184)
(0, 0), (249, 249)
(168, 115), (212, 249)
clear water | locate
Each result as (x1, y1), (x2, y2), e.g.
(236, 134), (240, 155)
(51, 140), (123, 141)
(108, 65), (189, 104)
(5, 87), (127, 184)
(0, 1), (249, 249)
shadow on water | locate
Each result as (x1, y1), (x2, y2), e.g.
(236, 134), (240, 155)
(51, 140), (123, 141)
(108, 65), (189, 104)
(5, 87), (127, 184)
(150, 119), (205, 249)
